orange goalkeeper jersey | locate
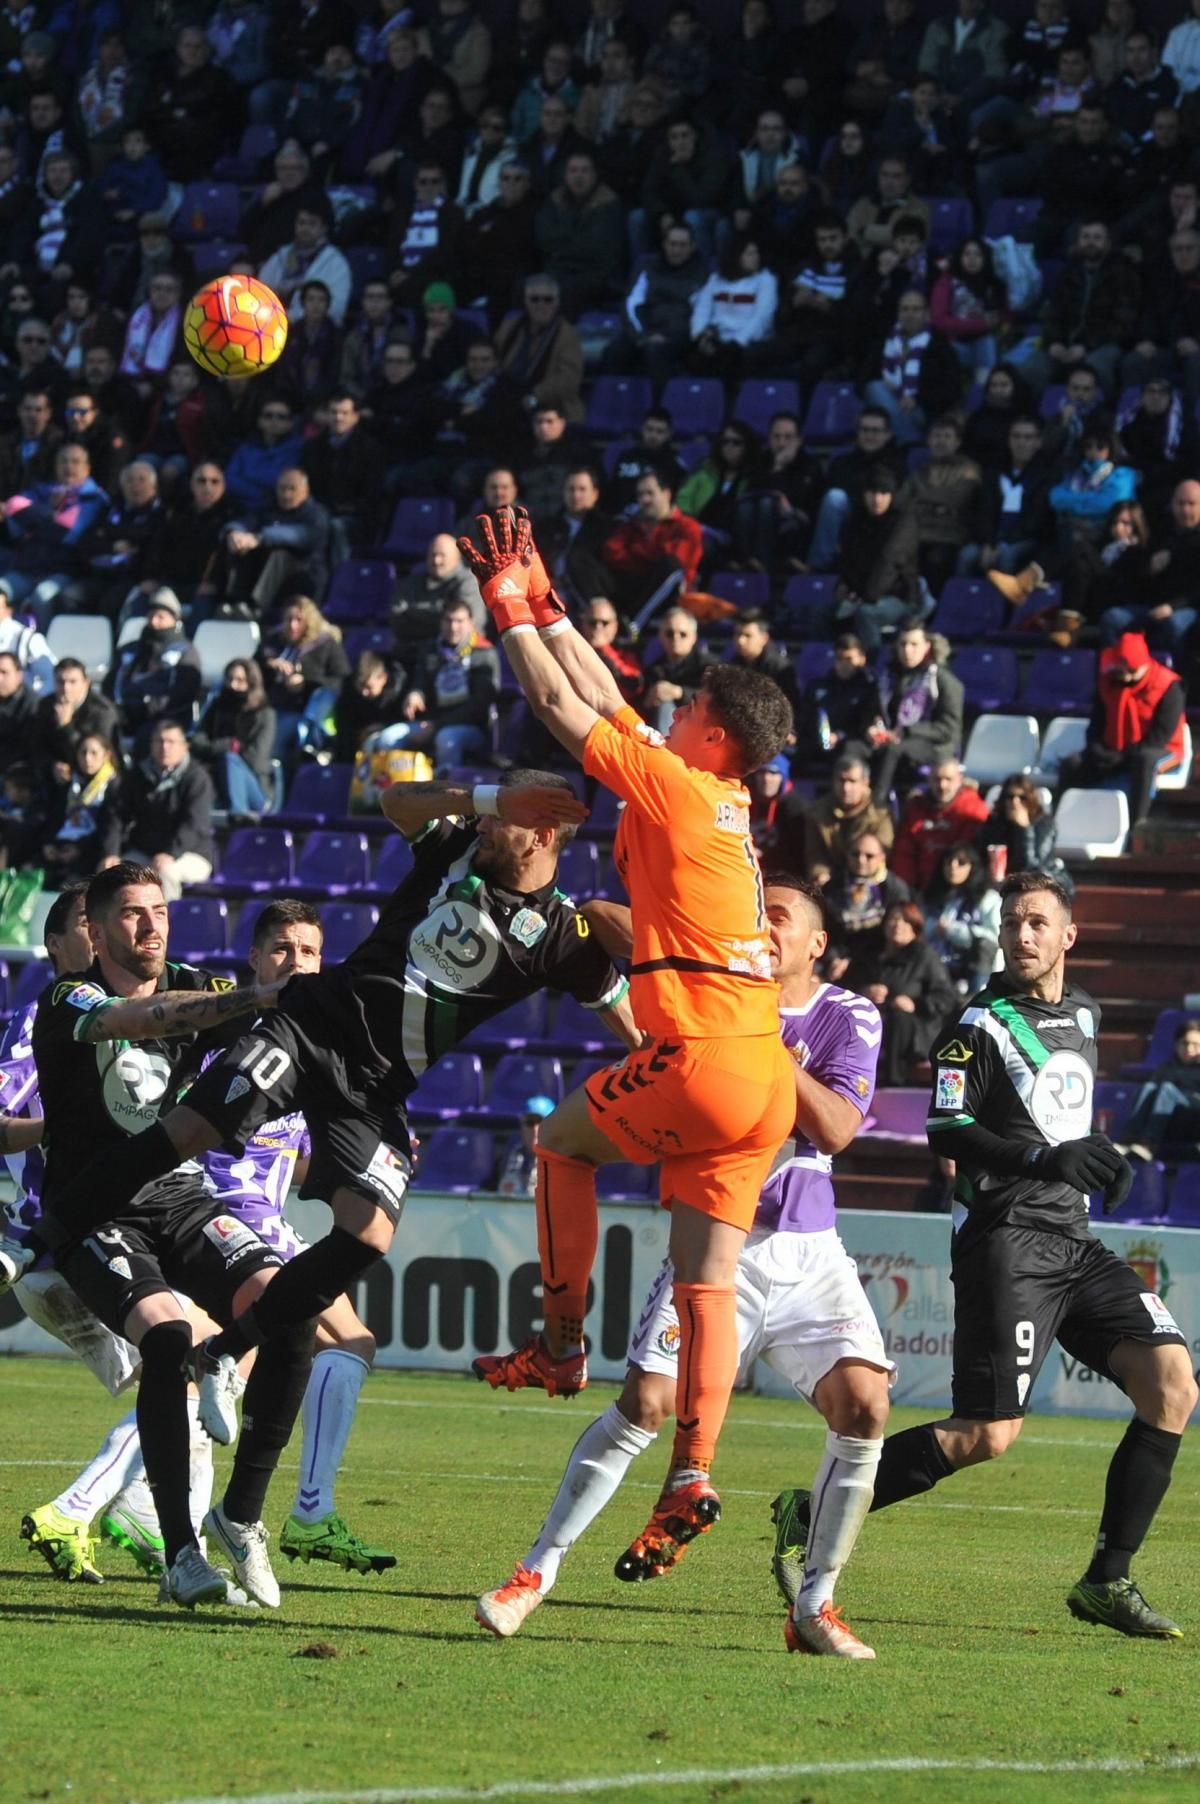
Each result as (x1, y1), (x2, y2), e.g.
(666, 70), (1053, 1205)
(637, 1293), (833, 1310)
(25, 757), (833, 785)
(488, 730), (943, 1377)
(583, 705), (779, 1042)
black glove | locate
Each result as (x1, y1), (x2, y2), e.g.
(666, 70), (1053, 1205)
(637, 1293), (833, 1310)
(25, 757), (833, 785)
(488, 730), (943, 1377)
(1030, 1133), (1126, 1194)
(1101, 1157), (1135, 1217)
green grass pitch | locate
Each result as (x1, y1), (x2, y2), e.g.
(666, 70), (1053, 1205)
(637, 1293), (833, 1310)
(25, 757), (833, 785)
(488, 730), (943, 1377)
(2, 1356), (1197, 1804)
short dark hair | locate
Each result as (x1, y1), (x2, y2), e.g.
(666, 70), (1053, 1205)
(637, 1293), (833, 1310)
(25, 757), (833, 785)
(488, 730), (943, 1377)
(45, 880), (90, 943)
(701, 664), (793, 776)
(326, 390), (359, 410)
(55, 657), (87, 679)
(86, 861), (161, 922)
(735, 607), (771, 630)
(251, 899), (323, 950)
(1000, 869), (1074, 919)
(501, 767), (581, 849)
(0, 651), (20, 672)
(761, 868), (830, 934)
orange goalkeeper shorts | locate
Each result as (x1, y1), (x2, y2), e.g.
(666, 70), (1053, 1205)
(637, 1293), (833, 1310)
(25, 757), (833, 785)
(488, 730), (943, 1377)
(584, 1032), (795, 1232)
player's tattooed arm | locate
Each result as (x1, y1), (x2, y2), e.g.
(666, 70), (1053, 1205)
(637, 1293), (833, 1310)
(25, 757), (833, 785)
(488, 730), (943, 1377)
(0, 1113), (43, 1154)
(382, 781), (586, 837)
(74, 980), (285, 1043)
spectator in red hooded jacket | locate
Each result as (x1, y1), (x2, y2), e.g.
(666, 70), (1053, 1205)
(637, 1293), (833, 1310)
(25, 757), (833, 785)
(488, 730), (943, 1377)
(1058, 631), (1187, 829)
(891, 755), (991, 892)
(601, 466), (704, 631)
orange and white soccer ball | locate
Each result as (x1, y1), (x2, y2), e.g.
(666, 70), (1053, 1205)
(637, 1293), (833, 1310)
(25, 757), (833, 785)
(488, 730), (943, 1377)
(183, 274), (288, 380)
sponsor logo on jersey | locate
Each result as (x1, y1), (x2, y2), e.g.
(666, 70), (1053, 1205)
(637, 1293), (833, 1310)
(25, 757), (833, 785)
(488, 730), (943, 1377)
(935, 1066), (966, 1111)
(508, 907), (547, 948)
(225, 1074), (251, 1105)
(409, 898), (503, 991)
(202, 1213), (265, 1265)
(935, 1039), (972, 1064)
(1140, 1292), (1181, 1335)
(1034, 1017), (1075, 1030)
(1028, 1049), (1093, 1143)
(102, 1045), (172, 1132)
(208, 976), (236, 993)
(65, 983), (106, 1011)
(633, 720), (664, 746)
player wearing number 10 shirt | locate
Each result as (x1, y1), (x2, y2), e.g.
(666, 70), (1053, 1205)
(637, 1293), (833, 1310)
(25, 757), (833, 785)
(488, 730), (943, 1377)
(774, 869), (1195, 1642)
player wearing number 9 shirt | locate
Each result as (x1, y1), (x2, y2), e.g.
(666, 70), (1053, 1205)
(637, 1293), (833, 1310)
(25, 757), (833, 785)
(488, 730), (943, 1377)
(461, 505), (797, 1566)
(775, 869), (1196, 1641)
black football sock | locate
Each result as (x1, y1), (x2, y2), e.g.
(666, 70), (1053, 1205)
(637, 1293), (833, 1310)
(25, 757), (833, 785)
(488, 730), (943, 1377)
(1084, 1418), (1182, 1584)
(45, 1124), (181, 1243)
(223, 1320), (316, 1526)
(137, 1320), (196, 1567)
(869, 1423), (958, 1513)
(206, 1228), (381, 1361)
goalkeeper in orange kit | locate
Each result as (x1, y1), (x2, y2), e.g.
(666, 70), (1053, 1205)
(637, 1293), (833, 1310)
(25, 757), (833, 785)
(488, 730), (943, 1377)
(460, 506), (796, 1575)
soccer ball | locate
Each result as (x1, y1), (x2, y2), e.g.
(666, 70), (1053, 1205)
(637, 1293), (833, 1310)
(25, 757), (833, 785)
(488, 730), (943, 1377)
(183, 274), (288, 380)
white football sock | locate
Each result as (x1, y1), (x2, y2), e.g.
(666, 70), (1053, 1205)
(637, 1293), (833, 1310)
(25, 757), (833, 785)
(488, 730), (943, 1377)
(187, 1393), (215, 1536)
(796, 1431), (883, 1616)
(525, 1404), (657, 1592)
(53, 1407), (143, 1523)
(292, 1349), (370, 1522)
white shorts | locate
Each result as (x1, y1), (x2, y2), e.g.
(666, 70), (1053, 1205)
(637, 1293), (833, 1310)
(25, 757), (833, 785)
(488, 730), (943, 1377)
(15, 1269), (141, 1397)
(628, 1226), (895, 1405)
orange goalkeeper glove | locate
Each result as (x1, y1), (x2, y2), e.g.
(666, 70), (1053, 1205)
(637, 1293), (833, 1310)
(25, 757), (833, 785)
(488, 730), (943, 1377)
(458, 506), (568, 636)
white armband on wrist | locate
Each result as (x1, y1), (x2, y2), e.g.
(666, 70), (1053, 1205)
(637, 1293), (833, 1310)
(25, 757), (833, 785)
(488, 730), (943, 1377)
(500, 622), (536, 639)
(538, 618), (571, 640)
(472, 784), (501, 817)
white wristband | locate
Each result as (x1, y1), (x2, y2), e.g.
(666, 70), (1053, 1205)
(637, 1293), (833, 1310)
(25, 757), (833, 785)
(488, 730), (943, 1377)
(500, 622), (536, 638)
(539, 618), (571, 639)
(472, 784), (501, 817)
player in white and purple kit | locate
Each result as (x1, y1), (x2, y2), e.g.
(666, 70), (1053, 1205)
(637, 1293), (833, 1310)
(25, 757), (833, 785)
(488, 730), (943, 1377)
(475, 875), (894, 1657)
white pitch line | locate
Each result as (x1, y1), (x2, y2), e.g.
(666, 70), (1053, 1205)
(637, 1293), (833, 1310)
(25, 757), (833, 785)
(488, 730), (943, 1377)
(161, 1754), (1200, 1804)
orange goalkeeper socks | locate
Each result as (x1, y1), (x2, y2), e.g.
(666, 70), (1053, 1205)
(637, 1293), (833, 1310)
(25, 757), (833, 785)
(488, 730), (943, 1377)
(535, 1146), (598, 1355)
(670, 1281), (740, 1473)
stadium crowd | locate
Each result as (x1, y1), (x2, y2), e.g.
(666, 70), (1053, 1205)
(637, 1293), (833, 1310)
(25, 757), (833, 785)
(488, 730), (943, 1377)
(0, 0), (1196, 1105)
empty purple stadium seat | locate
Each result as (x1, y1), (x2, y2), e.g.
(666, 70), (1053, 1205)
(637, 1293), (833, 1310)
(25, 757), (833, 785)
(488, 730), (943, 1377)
(553, 993), (616, 1054)
(781, 572), (837, 628)
(297, 831), (372, 894)
(212, 122), (278, 182)
(803, 382), (861, 447)
(734, 378), (800, 438)
(219, 827), (295, 891)
(555, 839), (600, 898)
(923, 196), (974, 252)
(324, 560), (396, 624)
(933, 579), (1006, 640)
(1168, 1163), (1200, 1227)
(709, 570), (769, 610)
(660, 376), (724, 438)
(169, 897), (229, 960)
(487, 1053), (565, 1115)
(587, 786), (624, 831)
(344, 625), (394, 663)
(953, 646), (1020, 711)
(172, 182), (241, 243)
(569, 1055), (612, 1091)
(794, 642), (834, 687)
(464, 993), (549, 1049)
(596, 1161), (655, 1200)
(231, 904), (263, 960)
(384, 497), (455, 559)
(190, 240), (248, 284)
(319, 901), (380, 961)
(1022, 649), (1097, 715)
(1123, 1008), (1192, 1078)
(411, 1126), (495, 1192)
(983, 197), (1042, 241)
(1089, 1159), (1165, 1224)
(586, 376), (652, 437)
(409, 1051), (486, 1118)
(1039, 384), (1067, 419)
(281, 762), (353, 822)
(12, 958), (52, 1010)
(370, 834), (416, 893)
(1093, 1081), (1138, 1137)
(594, 854), (628, 902)
(346, 245), (388, 299)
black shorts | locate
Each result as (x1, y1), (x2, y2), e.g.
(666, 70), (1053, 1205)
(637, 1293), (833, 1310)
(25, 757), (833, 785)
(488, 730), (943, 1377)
(56, 1174), (285, 1335)
(184, 980), (412, 1225)
(950, 1224), (1188, 1420)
